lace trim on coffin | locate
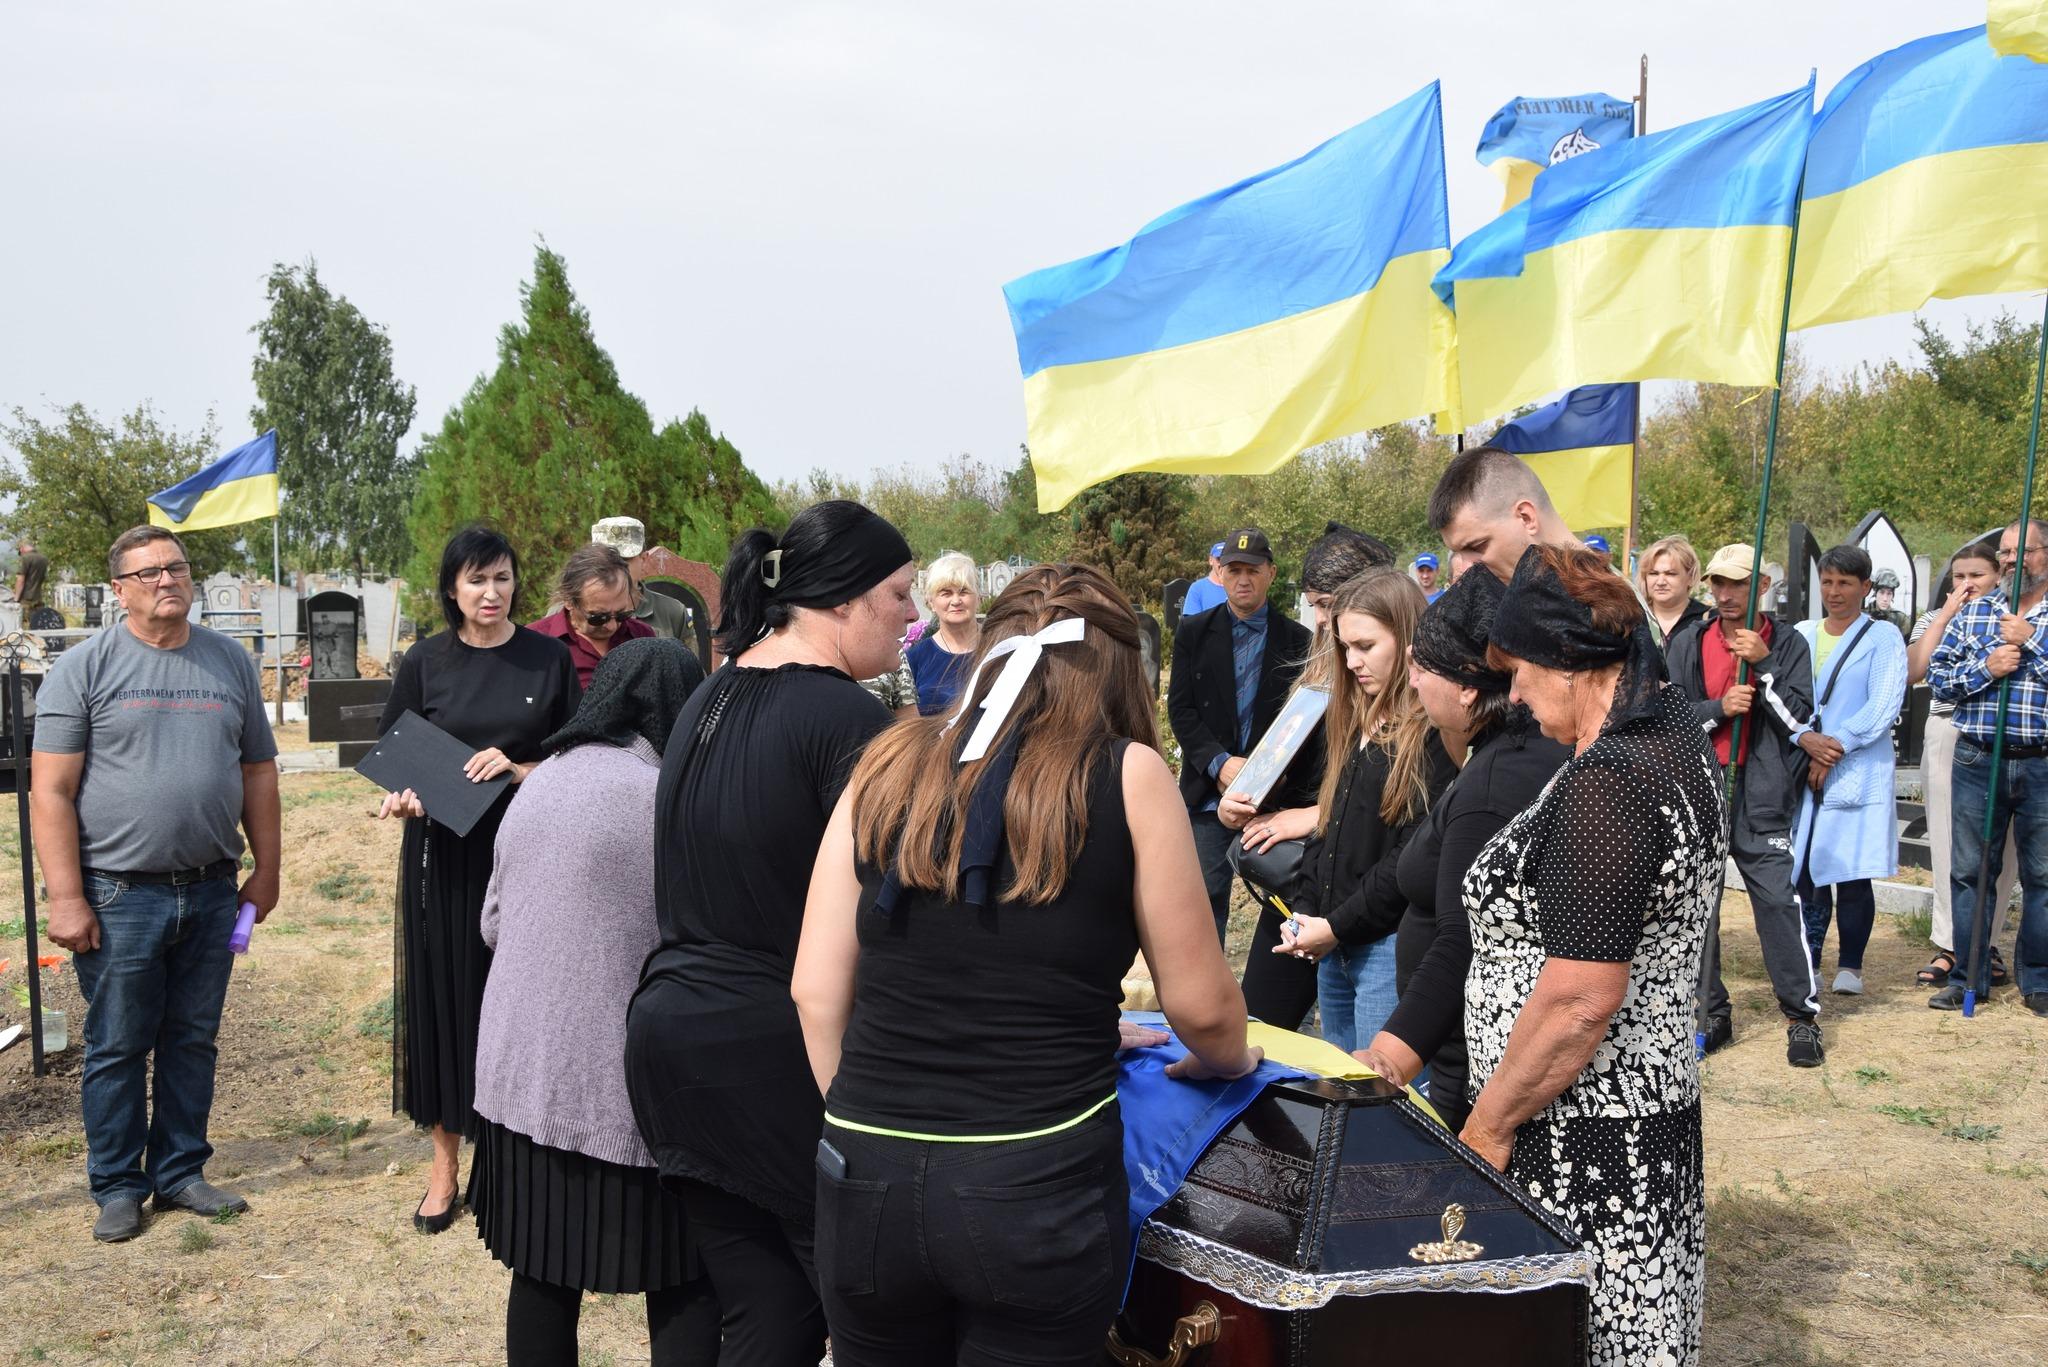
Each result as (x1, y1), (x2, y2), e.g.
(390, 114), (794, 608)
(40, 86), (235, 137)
(1134, 1221), (1597, 1312)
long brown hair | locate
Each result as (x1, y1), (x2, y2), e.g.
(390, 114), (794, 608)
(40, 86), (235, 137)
(1318, 569), (1433, 828)
(847, 563), (1160, 905)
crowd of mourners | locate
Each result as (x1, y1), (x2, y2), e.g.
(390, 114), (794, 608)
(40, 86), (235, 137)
(24, 445), (2046, 1367)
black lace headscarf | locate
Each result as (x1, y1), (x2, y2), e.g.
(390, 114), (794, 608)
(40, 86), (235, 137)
(1489, 544), (1669, 731)
(1301, 522), (1397, 594)
(542, 636), (707, 757)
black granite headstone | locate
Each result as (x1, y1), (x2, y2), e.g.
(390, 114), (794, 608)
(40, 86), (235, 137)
(1162, 578), (1193, 636)
(647, 580), (713, 669)
(1135, 609), (1163, 697)
(307, 590), (363, 681)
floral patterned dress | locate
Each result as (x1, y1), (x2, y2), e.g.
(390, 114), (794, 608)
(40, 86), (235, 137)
(1463, 683), (1725, 1367)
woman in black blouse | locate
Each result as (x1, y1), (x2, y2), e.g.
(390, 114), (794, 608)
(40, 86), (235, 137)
(625, 501), (917, 1367)
(1346, 571), (1568, 1133)
(375, 525), (579, 1234)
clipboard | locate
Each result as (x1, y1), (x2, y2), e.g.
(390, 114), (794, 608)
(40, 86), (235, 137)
(354, 709), (511, 838)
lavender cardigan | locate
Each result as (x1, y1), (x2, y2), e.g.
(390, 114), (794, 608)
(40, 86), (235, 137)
(474, 737), (662, 1168)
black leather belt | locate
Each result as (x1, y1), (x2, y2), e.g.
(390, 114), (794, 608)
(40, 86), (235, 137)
(82, 859), (239, 887)
(1961, 737), (2048, 761)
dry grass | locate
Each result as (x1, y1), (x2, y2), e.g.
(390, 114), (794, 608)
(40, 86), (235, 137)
(1, 772), (2044, 1364)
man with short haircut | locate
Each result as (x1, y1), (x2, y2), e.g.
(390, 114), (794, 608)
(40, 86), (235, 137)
(1427, 445), (1578, 584)
(1412, 552), (1442, 602)
(13, 538), (48, 615)
(1181, 540), (1229, 618)
(1928, 519), (2048, 1017)
(1667, 544), (1824, 1067)
(31, 526), (281, 1242)
(1168, 528), (1311, 942)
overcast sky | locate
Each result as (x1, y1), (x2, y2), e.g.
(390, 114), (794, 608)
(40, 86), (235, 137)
(1, 1), (2031, 492)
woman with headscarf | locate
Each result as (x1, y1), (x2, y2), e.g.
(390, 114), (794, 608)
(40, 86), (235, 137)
(468, 638), (712, 1367)
(1463, 545), (1722, 1367)
(624, 501), (917, 1367)
(1343, 571), (1570, 1133)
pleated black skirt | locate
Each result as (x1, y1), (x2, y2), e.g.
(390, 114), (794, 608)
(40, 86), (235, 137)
(469, 1116), (698, 1294)
(392, 808), (501, 1133)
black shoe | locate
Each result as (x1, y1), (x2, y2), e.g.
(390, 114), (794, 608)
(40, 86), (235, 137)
(1786, 1021), (1825, 1068)
(413, 1190), (462, 1235)
(154, 1180), (249, 1217)
(2025, 993), (2048, 1018)
(1701, 1017), (1734, 1055)
(93, 1196), (146, 1243)
(1928, 984), (1969, 1011)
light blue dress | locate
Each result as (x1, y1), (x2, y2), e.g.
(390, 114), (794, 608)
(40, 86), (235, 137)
(1790, 615), (1907, 887)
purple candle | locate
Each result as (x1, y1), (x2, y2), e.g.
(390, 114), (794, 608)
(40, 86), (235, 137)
(229, 902), (258, 954)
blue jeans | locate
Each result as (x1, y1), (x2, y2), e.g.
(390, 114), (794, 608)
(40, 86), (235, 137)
(1949, 742), (2048, 998)
(71, 873), (238, 1205)
(1315, 936), (1399, 1053)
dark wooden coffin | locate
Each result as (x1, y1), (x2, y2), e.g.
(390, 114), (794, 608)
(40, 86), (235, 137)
(1111, 1075), (1590, 1367)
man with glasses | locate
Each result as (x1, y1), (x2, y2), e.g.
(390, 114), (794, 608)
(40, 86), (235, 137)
(530, 542), (654, 689)
(29, 526), (280, 1242)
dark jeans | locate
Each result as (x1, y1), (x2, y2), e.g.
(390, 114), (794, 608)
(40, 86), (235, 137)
(816, 1108), (1128, 1367)
(1949, 742), (2048, 997)
(1189, 809), (1235, 944)
(505, 1272), (719, 1367)
(71, 872), (237, 1205)
(678, 1181), (826, 1367)
(1798, 874), (1875, 972)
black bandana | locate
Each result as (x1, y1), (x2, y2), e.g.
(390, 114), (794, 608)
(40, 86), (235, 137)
(1490, 545), (1669, 728)
(542, 636), (705, 758)
(873, 725), (1020, 916)
(764, 511), (913, 608)
(1411, 569), (1510, 691)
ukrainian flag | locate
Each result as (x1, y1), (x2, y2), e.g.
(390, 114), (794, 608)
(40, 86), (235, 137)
(1989, 0), (2048, 63)
(1791, 27), (2048, 330)
(147, 430), (280, 531)
(1435, 81), (1813, 424)
(1475, 92), (1636, 211)
(1004, 84), (1456, 513)
(1488, 384), (1635, 530)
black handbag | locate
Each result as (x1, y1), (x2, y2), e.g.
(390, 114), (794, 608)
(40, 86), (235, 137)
(1227, 832), (1310, 918)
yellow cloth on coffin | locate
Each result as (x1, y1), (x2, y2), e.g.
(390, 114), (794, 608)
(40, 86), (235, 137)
(1246, 1020), (1445, 1127)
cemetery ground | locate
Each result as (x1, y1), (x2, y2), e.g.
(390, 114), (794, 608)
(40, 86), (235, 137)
(0, 761), (2040, 1366)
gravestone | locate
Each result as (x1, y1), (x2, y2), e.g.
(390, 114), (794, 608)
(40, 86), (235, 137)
(1135, 609), (1163, 697)
(645, 580), (713, 670)
(1161, 577), (1193, 636)
(307, 590), (389, 764)
(307, 590), (362, 681)
(632, 548), (722, 668)
(82, 586), (104, 629)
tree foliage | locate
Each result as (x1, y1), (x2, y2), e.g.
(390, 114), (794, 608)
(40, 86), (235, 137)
(250, 260), (420, 579)
(1065, 471), (1196, 605)
(0, 403), (251, 582)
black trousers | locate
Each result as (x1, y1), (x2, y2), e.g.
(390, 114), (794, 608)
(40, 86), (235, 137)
(679, 1181), (828, 1367)
(1240, 907), (1319, 1030)
(505, 1272), (718, 1367)
(816, 1108), (1128, 1367)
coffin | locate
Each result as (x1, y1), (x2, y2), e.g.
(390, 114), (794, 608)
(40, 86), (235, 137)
(1111, 1074), (1591, 1367)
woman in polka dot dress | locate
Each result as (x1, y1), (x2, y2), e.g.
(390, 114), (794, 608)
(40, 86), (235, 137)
(1458, 544), (1725, 1367)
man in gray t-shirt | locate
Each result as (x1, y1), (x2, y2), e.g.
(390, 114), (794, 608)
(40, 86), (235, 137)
(30, 526), (280, 1243)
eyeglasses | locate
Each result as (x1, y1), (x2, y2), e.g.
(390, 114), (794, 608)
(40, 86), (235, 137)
(578, 608), (634, 627)
(114, 560), (193, 585)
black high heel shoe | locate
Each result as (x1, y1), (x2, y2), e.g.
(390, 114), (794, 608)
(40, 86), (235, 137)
(413, 1189), (462, 1235)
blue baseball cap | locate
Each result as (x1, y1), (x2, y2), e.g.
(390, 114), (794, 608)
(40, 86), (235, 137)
(1584, 535), (1611, 554)
(1414, 552), (1439, 570)
(1208, 541), (1225, 558)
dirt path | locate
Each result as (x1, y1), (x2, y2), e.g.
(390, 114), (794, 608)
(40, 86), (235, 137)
(2, 769), (2043, 1365)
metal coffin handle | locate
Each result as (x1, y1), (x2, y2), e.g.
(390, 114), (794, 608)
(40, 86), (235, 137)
(1106, 1301), (1222, 1367)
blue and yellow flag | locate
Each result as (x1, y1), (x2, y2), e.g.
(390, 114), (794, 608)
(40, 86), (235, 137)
(147, 430), (280, 532)
(1791, 27), (2048, 329)
(1475, 92), (1636, 211)
(1488, 384), (1635, 530)
(1989, 0), (2048, 62)
(1004, 84), (1456, 512)
(1435, 81), (1813, 424)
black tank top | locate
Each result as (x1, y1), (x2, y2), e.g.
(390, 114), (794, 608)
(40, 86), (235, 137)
(827, 740), (1140, 1137)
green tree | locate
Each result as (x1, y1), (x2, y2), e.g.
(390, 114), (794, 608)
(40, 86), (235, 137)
(1065, 471), (1195, 607)
(250, 260), (420, 580)
(0, 403), (252, 581)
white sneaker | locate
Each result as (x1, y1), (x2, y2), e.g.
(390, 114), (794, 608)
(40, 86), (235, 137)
(1832, 968), (1864, 996)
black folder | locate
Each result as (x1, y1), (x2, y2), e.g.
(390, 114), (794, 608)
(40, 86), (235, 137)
(354, 709), (511, 838)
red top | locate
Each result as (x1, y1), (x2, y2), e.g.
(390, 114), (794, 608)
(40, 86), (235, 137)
(1701, 616), (1772, 767)
(529, 608), (654, 689)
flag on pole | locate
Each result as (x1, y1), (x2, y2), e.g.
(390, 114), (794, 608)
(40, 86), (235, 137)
(1004, 84), (1457, 513)
(1487, 384), (1636, 529)
(1434, 81), (1813, 425)
(147, 430), (280, 531)
(1791, 26), (2048, 329)
(1988, 0), (2048, 61)
(1474, 92), (1636, 211)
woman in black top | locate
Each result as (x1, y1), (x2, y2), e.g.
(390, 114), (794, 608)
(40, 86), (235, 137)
(624, 501), (917, 1367)
(793, 563), (1255, 1367)
(375, 526), (579, 1235)
(1347, 571), (1569, 1133)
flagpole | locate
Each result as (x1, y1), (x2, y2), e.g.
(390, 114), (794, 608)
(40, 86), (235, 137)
(1724, 185), (1807, 811)
(273, 507), (284, 728)
(1962, 288), (2047, 1018)
(1622, 55), (1649, 573)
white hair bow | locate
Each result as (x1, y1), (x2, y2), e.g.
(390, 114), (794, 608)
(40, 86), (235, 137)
(941, 617), (1088, 762)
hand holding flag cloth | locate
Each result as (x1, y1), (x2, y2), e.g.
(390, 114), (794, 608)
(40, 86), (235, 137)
(147, 430), (280, 531)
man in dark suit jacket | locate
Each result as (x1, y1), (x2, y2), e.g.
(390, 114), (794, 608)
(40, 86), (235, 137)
(1168, 527), (1313, 941)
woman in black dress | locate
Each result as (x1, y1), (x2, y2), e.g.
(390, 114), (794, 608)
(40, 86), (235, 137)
(376, 526), (579, 1234)
(625, 501), (916, 1367)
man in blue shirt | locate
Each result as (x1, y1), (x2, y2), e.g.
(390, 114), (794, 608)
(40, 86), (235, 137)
(1928, 518), (2048, 1016)
(1167, 528), (1312, 941)
(1413, 552), (1443, 603)
(1180, 541), (1228, 618)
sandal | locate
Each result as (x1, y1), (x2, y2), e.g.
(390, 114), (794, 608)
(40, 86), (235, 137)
(1991, 946), (2010, 988)
(1916, 950), (1955, 987)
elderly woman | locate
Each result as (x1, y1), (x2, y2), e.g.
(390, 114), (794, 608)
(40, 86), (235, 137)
(904, 551), (980, 714)
(1344, 570), (1569, 1134)
(531, 542), (656, 689)
(470, 638), (713, 1366)
(1637, 534), (1709, 650)
(1463, 544), (1723, 1367)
